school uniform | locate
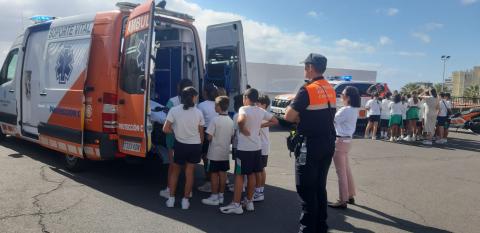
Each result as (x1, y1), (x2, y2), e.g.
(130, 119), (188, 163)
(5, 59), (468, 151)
(206, 114), (234, 172)
(380, 99), (392, 128)
(166, 104), (205, 165)
(198, 100), (219, 153)
(365, 98), (381, 122)
(389, 102), (404, 127)
(235, 105), (274, 175)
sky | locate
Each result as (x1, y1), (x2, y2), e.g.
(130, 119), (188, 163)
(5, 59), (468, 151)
(0, 0), (479, 90)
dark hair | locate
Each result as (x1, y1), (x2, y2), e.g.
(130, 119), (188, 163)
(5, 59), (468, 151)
(393, 94), (401, 103)
(181, 87), (198, 110)
(244, 88), (259, 103)
(439, 92), (446, 98)
(233, 94), (243, 112)
(204, 83), (219, 101)
(406, 94), (411, 99)
(258, 95), (271, 108)
(215, 96), (230, 112)
(412, 91), (419, 104)
(445, 93), (451, 99)
(344, 86), (361, 108)
(373, 92), (380, 98)
(178, 79), (193, 93)
(430, 88), (437, 98)
(385, 92), (392, 99)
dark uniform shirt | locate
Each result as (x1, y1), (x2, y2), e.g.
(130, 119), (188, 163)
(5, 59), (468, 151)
(290, 77), (336, 139)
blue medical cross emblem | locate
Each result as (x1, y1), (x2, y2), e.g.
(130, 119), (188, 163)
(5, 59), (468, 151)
(56, 45), (74, 84)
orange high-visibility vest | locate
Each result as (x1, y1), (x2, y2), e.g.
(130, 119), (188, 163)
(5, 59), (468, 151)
(305, 79), (336, 110)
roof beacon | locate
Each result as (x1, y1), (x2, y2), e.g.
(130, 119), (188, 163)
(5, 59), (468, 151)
(30, 15), (55, 24)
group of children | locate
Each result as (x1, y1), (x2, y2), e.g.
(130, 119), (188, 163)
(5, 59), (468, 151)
(159, 79), (278, 214)
(364, 90), (452, 144)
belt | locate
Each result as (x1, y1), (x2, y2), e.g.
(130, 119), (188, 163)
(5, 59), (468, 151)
(336, 135), (352, 139)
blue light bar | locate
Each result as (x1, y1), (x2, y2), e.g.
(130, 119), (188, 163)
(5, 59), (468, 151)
(30, 15), (55, 24)
(342, 76), (352, 81)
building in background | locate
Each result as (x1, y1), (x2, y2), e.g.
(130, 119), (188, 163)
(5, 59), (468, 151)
(452, 66), (480, 97)
(246, 62), (377, 96)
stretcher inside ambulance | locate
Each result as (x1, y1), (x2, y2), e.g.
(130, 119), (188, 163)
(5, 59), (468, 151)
(0, 0), (247, 171)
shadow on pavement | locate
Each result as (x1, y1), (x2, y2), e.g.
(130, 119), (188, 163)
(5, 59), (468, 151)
(2, 137), (452, 233)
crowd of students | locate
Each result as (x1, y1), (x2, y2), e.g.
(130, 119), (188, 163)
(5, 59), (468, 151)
(158, 79), (278, 214)
(364, 88), (453, 145)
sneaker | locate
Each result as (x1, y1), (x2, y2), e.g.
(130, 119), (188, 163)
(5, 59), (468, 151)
(181, 198), (190, 210)
(198, 182), (212, 192)
(242, 198), (254, 211)
(364, 134), (369, 139)
(220, 203), (243, 215)
(202, 195), (220, 206)
(422, 140), (432, 145)
(389, 137), (395, 142)
(372, 136), (377, 140)
(404, 135), (411, 141)
(411, 135), (417, 141)
(218, 196), (224, 204)
(435, 139), (446, 144)
(166, 197), (175, 208)
(159, 187), (170, 199)
(253, 192), (264, 202)
(443, 138), (448, 143)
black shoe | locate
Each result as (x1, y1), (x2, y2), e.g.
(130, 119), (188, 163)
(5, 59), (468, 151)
(348, 197), (355, 205)
(328, 201), (347, 209)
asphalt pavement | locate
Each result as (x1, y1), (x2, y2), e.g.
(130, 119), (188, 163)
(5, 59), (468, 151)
(0, 127), (479, 233)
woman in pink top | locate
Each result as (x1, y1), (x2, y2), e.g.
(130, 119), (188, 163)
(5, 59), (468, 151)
(329, 86), (361, 209)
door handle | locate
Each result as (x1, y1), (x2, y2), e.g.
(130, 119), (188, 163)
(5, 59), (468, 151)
(40, 92), (47, 96)
(9, 89), (14, 93)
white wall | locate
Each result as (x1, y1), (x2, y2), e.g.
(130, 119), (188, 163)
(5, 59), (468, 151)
(246, 62), (377, 95)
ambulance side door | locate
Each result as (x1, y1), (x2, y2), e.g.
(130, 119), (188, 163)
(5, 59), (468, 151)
(37, 16), (95, 157)
(117, 0), (155, 157)
(0, 48), (20, 129)
(205, 21), (247, 98)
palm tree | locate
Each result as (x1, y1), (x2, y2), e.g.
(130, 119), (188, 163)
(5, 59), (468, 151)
(464, 85), (480, 103)
(401, 83), (421, 95)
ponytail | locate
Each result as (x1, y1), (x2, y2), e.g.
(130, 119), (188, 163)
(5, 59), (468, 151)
(181, 87), (198, 110)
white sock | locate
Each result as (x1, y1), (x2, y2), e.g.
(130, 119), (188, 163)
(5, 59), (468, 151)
(219, 193), (224, 198)
(211, 194), (218, 199)
(260, 187), (264, 193)
(255, 187), (262, 193)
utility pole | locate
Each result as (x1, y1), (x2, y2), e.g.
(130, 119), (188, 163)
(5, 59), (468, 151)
(441, 55), (450, 92)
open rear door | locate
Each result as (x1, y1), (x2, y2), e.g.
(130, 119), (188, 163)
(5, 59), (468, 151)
(37, 15), (95, 157)
(205, 21), (247, 101)
(117, 0), (155, 157)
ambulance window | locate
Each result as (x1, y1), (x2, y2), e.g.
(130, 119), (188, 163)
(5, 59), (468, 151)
(120, 30), (149, 94)
(0, 49), (19, 85)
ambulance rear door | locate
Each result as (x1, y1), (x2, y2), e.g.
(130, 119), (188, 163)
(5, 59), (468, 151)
(205, 21), (247, 98)
(37, 15), (95, 157)
(117, 0), (155, 157)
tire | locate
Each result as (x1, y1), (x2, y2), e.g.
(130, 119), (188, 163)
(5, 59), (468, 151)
(65, 154), (87, 172)
(471, 124), (480, 134)
(0, 131), (6, 141)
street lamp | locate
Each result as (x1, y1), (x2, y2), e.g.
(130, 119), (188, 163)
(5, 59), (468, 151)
(441, 55), (451, 92)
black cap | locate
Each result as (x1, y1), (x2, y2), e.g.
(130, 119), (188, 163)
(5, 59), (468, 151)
(301, 53), (327, 73)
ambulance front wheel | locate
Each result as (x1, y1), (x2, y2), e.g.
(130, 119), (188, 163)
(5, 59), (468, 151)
(65, 154), (87, 172)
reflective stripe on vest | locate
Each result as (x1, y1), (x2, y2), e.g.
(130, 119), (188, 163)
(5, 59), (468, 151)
(305, 79), (336, 110)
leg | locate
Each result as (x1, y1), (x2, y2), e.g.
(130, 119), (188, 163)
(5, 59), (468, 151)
(168, 163), (182, 197)
(333, 142), (349, 202)
(246, 174), (256, 200)
(345, 153), (356, 198)
(261, 169), (266, 187)
(219, 171), (227, 194)
(364, 121), (372, 137)
(184, 163), (195, 198)
(255, 172), (262, 188)
(210, 172), (219, 194)
(372, 121), (379, 138)
(233, 174), (244, 203)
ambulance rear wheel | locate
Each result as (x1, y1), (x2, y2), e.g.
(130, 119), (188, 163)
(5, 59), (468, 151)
(65, 154), (87, 172)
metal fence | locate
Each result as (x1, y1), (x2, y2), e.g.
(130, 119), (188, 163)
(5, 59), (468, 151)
(451, 96), (480, 111)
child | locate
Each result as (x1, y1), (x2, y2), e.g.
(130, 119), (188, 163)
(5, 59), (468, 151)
(220, 88), (278, 215)
(400, 95), (409, 139)
(201, 96), (234, 206)
(197, 83), (219, 193)
(254, 95), (275, 202)
(364, 93), (381, 140)
(380, 92), (392, 139)
(389, 94), (403, 142)
(228, 94), (245, 193)
(162, 87), (205, 210)
(405, 91), (420, 141)
(160, 79), (193, 198)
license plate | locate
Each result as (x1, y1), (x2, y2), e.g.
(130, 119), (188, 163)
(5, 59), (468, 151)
(122, 141), (141, 152)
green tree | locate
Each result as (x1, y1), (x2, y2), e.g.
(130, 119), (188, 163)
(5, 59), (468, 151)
(433, 83), (451, 93)
(400, 83), (421, 95)
(464, 85), (480, 98)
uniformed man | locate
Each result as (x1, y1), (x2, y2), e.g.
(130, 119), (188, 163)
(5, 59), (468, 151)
(285, 53), (336, 233)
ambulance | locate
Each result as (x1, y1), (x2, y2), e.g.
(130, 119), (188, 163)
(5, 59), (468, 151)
(0, 0), (247, 170)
